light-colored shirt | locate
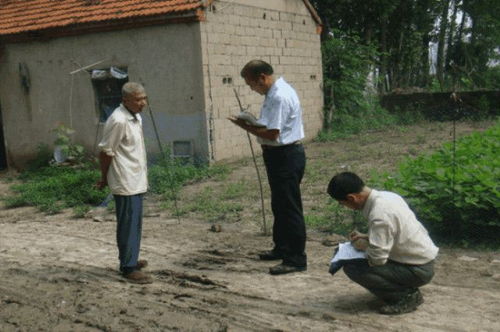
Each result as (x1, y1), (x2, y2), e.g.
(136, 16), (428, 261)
(257, 77), (305, 146)
(98, 104), (148, 196)
(362, 189), (439, 266)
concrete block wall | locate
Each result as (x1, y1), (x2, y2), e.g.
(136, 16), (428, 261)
(200, 0), (324, 161)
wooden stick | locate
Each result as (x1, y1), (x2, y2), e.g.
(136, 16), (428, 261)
(233, 88), (268, 235)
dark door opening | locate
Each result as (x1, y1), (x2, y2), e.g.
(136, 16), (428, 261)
(0, 101), (7, 170)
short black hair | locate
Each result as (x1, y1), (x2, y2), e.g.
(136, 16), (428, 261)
(327, 172), (365, 201)
(241, 60), (274, 81)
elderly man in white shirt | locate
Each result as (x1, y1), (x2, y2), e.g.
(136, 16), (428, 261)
(229, 60), (307, 275)
(327, 172), (438, 315)
(97, 82), (152, 284)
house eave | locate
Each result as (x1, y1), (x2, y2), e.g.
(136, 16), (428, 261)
(0, 11), (202, 44)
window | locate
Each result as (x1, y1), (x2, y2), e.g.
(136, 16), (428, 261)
(91, 67), (128, 122)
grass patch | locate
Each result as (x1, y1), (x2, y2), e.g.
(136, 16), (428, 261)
(178, 187), (244, 223)
(3, 165), (107, 215)
(149, 157), (229, 201)
(305, 198), (367, 235)
(3, 153), (229, 217)
(317, 105), (426, 142)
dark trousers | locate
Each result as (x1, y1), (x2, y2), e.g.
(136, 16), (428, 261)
(262, 144), (307, 267)
(114, 194), (144, 274)
(343, 259), (435, 303)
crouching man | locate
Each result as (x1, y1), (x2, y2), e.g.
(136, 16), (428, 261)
(97, 82), (152, 284)
(327, 172), (438, 314)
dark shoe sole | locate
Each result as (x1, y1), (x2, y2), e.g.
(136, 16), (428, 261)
(123, 271), (153, 284)
(269, 264), (307, 275)
(379, 291), (423, 315)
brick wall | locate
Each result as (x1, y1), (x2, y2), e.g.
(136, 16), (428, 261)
(200, 0), (324, 161)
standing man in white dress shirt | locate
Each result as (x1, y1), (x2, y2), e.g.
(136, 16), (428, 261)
(327, 172), (439, 314)
(229, 60), (307, 275)
(97, 82), (152, 284)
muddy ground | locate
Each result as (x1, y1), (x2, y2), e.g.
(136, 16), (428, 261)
(1, 120), (499, 331)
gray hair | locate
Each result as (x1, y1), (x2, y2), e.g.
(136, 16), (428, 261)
(122, 82), (145, 97)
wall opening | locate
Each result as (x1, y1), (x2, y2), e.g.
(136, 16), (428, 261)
(0, 100), (7, 170)
(172, 140), (193, 161)
(91, 67), (128, 122)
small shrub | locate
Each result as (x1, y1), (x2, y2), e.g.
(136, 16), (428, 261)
(377, 121), (500, 245)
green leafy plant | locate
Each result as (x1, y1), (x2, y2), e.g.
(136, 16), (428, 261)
(51, 123), (86, 164)
(376, 120), (500, 245)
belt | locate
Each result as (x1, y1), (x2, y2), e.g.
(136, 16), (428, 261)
(261, 141), (301, 150)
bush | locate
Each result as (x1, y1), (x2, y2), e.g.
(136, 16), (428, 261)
(378, 121), (500, 245)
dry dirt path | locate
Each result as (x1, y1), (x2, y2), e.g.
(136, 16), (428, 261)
(1, 120), (499, 331)
(1, 203), (499, 331)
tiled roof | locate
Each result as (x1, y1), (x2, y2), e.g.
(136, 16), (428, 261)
(0, 0), (206, 36)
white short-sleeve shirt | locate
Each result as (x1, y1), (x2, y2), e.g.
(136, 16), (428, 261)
(98, 104), (148, 196)
(257, 77), (305, 146)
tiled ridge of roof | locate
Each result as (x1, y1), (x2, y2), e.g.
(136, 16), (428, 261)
(0, 0), (205, 36)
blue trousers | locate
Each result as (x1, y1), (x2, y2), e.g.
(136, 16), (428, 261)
(114, 194), (144, 274)
(262, 144), (307, 267)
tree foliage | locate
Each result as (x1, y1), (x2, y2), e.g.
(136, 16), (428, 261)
(312, 0), (500, 92)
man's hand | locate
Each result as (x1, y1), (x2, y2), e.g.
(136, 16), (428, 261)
(227, 116), (247, 129)
(350, 230), (369, 251)
(96, 178), (107, 190)
(350, 230), (368, 241)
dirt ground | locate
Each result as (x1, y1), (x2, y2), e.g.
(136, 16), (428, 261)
(1, 121), (499, 331)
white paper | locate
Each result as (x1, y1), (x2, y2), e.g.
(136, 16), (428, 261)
(236, 112), (266, 127)
(330, 242), (367, 264)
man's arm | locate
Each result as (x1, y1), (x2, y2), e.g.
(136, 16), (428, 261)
(228, 117), (279, 141)
(97, 151), (112, 190)
(365, 218), (394, 266)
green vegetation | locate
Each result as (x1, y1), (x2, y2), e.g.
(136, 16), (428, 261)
(318, 33), (426, 142)
(148, 156), (228, 201)
(305, 200), (367, 236)
(3, 147), (229, 217)
(174, 186), (244, 223)
(376, 120), (500, 245)
(4, 165), (107, 215)
(312, 0), (500, 92)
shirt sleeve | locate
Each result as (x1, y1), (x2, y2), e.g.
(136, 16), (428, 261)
(260, 95), (286, 130)
(98, 118), (126, 157)
(366, 215), (395, 266)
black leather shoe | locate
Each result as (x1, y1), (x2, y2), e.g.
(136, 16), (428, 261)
(258, 250), (283, 261)
(379, 290), (424, 315)
(269, 263), (307, 275)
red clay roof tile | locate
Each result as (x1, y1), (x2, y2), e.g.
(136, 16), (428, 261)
(0, 0), (206, 36)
